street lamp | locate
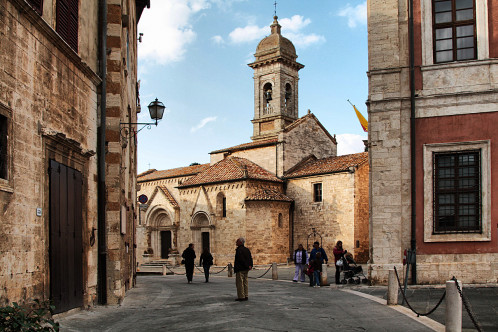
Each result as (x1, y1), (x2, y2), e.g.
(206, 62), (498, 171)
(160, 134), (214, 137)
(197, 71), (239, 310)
(120, 98), (165, 138)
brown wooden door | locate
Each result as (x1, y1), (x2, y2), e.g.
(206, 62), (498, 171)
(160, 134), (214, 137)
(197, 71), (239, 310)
(49, 160), (83, 313)
(202, 232), (210, 251)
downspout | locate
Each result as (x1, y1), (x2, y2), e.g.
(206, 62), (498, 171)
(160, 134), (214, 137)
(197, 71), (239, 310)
(97, 0), (108, 304)
(408, 0), (417, 284)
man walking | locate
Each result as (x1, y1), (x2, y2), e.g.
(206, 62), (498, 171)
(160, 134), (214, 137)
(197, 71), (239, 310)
(234, 237), (253, 301)
(182, 243), (196, 283)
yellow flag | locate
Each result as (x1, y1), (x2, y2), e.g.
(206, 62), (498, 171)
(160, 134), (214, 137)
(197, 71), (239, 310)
(348, 100), (368, 132)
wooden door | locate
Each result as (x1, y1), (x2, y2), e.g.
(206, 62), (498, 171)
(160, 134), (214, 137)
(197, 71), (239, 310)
(49, 160), (83, 313)
(201, 232), (210, 251)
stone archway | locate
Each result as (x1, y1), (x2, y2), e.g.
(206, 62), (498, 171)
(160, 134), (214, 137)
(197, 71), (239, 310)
(191, 212), (213, 255)
(147, 207), (176, 260)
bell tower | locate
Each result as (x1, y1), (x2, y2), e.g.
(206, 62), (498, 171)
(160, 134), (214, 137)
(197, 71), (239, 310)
(248, 16), (304, 141)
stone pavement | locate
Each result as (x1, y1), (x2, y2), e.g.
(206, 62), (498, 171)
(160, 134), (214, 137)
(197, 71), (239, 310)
(59, 269), (443, 332)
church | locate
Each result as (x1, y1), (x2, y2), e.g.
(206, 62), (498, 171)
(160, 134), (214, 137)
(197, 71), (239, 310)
(136, 16), (369, 266)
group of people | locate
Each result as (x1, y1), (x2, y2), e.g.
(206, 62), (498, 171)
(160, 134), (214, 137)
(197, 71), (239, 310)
(181, 237), (253, 301)
(180, 238), (347, 301)
(293, 241), (347, 286)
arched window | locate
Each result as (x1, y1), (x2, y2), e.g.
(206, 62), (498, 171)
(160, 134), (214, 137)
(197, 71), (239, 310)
(263, 83), (273, 115)
(285, 83), (292, 107)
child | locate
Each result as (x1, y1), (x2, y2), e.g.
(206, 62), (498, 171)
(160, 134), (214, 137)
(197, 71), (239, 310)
(311, 252), (323, 287)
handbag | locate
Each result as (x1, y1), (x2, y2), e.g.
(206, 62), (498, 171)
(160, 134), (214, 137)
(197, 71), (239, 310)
(336, 258), (343, 267)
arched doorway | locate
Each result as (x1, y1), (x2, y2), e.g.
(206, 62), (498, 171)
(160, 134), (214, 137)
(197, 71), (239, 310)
(147, 208), (175, 260)
(191, 212), (213, 254)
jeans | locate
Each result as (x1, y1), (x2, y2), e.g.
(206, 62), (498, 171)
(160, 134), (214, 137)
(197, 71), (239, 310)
(203, 265), (211, 282)
(313, 271), (321, 286)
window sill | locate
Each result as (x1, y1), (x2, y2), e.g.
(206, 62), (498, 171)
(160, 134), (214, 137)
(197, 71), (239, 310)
(0, 180), (14, 193)
(425, 232), (490, 243)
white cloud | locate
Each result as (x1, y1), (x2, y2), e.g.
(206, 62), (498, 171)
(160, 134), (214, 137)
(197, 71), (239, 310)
(338, 2), (367, 28)
(229, 25), (267, 44)
(138, 0), (211, 65)
(228, 15), (324, 48)
(336, 134), (367, 156)
(211, 35), (225, 45)
(279, 15), (311, 32)
(191, 116), (217, 132)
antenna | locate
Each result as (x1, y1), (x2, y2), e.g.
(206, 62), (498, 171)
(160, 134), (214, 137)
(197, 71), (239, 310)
(274, 1), (277, 16)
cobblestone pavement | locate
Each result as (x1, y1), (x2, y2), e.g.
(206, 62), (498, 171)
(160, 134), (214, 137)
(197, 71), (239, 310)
(58, 271), (436, 332)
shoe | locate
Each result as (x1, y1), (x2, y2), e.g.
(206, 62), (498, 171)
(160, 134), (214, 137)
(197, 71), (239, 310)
(235, 298), (245, 302)
(293, 280), (297, 282)
(243, 297), (248, 301)
(317, 285), (320, 288)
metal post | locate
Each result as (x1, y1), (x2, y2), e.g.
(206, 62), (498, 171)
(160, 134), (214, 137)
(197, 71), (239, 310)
(387, 269), (399, 305)
(445, 280), (462, 332)
(272, 263), (278, 280)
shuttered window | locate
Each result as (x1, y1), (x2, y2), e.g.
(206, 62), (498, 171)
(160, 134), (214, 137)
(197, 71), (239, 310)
(27, 0), (43, 15)
(56, 0), (79, 52)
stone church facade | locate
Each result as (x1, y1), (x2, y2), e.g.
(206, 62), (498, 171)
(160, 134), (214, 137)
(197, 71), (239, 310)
(137, 16), (369, 267)
(367, 0), (498, 284)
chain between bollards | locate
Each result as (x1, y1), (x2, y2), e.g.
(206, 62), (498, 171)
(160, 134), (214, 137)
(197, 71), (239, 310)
(248, 265), (273, 279)
(393, 266), (446, 317)
(451, 276), (483, 332)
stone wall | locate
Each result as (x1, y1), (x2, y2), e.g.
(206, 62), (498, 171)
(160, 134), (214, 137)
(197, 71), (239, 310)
(210, 145), (277, 174)
(0, 0), (99, 306)
(353, 163), (369, 264)
(288, 172), (356, 261)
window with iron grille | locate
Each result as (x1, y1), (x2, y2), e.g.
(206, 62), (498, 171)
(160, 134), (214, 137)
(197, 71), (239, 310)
(313, 183), (322, 203)
(56, 0), (79, 52)
(0, 114), (7, 180)
(433, 150), (481, 233)
(27, 0), (43, 15)
(433, 0), (476, 63)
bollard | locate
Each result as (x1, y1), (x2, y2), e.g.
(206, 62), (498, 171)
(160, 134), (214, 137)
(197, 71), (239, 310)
(272, 263), (278, 280)
(162, 264), (167, 276)
(387, 269), (399, 305)
(445, 279), (462, 332)
(320, 264), (329, 286)
(228, 263), (233, 277)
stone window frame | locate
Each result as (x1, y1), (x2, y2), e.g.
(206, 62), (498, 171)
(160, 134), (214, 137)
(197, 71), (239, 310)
(421, 0), (488, 66)
(312, 182), (322, 203)
(0, 103), (13, 193)
(423, 140), (491, 242)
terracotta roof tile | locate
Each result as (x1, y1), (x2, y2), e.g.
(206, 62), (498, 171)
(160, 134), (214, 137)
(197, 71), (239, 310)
(137, 164), (210, 182)
(158, 185), (179, 208)
(285, 152), (368, 178)
(245, 188), (293, 202)
(210, 138), (278, 154)
(178, 157), (282, 188)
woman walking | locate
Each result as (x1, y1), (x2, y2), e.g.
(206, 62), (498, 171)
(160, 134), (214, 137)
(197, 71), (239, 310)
(199, 247), (214, 282)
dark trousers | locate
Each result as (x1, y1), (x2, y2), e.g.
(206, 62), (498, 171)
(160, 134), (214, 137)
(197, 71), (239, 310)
(203, 265), (211, 282)
(335, 265), (341, 284)
(309, 272), (314, 286)
(185, 263), (194, 282)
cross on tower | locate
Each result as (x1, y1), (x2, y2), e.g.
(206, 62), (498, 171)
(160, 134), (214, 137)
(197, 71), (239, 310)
(274, 1), (277, 16)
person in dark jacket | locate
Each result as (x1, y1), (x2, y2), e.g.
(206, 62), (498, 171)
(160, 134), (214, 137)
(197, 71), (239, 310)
(293, 244), (308, 282)
(234, 237), (253, 301)
(199, 247), (214, 283)
(309, 241), (328, 264)
(182, 243), (196, 283)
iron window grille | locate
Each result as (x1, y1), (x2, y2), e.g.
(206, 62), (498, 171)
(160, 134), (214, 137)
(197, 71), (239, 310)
(433, 0), (476, 63)
(433, 150), (481, 233)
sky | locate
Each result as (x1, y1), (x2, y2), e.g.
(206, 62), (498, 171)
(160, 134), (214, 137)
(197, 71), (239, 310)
(136, 0), (368, 173)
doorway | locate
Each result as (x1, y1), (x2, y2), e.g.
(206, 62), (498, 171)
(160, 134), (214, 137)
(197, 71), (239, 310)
(201, 232), (210, 251)
(49, 159), (83, 313)
(160, 231), (171, 259)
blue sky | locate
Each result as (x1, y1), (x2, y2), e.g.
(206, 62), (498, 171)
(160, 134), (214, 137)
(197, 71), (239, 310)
(136, 0), (368, 173)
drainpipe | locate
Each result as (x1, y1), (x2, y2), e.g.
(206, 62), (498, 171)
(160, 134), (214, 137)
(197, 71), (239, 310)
(408, 0), (417, 284)
(97, 0), (108, 304)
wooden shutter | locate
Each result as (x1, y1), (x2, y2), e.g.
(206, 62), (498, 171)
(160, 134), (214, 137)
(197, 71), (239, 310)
(56, 0), (79, 52)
